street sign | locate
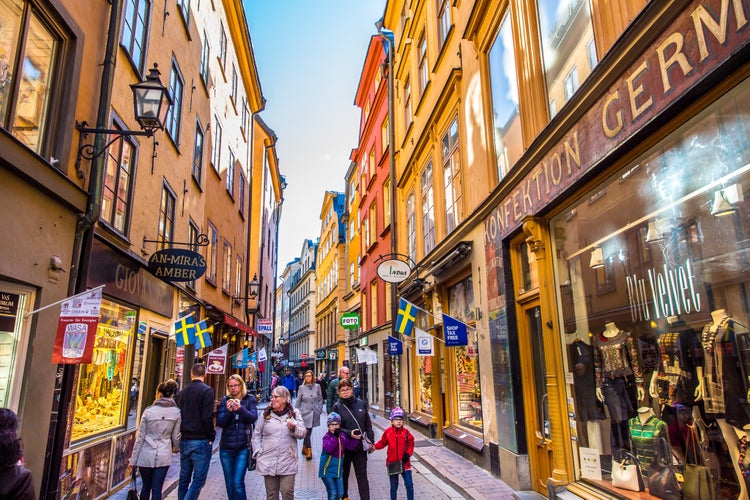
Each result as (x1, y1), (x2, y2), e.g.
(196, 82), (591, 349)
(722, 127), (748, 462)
(339, 312), (360, 329)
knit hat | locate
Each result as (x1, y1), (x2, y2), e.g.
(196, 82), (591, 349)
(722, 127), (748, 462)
(390, 407), (405, 420)
(327, 412), (342, 425)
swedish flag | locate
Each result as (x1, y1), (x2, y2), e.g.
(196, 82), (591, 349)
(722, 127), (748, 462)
(174, 315), (196, 347)
(395, 298), (417, 336)
(194, 319), (213, 350)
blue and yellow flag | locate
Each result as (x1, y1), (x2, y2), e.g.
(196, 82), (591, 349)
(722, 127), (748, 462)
(174, 315), (196, 347)
(395, 298), (417, 336)
(194, 319), (213, 349)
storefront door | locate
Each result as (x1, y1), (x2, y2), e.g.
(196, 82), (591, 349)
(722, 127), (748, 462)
(518, 299), (554, 494)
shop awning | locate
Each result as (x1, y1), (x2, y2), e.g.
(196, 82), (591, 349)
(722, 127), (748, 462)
(223, 314), (257, 337)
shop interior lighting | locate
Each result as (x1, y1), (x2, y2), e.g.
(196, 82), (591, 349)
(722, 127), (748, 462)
(589, 246), (605, 269)
(711, 183), (743, 216)
(645, 218), (670, 243)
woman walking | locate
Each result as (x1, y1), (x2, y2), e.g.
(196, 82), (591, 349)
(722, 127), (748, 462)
(252, 386), (306, 500)
(332, 378), (374, 500)
(217, 374), (258, 500)
(297, 369), (323, 460)
(129, 379), (181, 500)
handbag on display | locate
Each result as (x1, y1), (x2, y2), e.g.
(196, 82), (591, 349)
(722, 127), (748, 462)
(683, 425), (714, 500)
(246, 428), (256, 471)
(611, 449), (645, 492)
(648, 438), (683, 500)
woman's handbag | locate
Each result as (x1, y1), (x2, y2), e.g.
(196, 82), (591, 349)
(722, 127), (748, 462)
(126, 468), (139, 500)
(648, 438), (683, 500)
(246, 428), (256, 471)
(611, 449), (645, 492)
(683, 425), (714, 500)
(340, 403), (374, 452)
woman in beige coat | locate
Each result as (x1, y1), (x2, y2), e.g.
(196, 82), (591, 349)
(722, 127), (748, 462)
(297, 370), (323, 460)
(129, 379), (181, 500)
(252, 385), (306, 500)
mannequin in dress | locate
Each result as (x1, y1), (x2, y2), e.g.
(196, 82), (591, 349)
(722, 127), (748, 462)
(648, 314), (702, 406)
(697, 309), (750, 499)
(594, 322), (645, 451)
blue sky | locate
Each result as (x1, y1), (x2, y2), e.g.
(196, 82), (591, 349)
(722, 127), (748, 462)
(244, 1), (386, 269)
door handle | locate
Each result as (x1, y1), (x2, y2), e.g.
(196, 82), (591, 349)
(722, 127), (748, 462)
(537, 393), (549, 447)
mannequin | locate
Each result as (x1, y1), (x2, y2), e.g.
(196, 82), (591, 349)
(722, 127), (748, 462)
(648, 314), (702, 406)
(594, 322), (645, 451)
(698, 309), (750, 499)
(569, 338), (605, 448)
(628, 407), (667, 474)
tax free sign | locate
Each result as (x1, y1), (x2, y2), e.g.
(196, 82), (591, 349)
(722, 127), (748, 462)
(339, 312), (360, 329)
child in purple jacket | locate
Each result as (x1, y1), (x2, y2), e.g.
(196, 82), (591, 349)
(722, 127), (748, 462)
(318, 412), (358, 500)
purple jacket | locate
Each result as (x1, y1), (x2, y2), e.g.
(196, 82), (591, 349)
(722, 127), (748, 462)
(322, 430), (358, 458)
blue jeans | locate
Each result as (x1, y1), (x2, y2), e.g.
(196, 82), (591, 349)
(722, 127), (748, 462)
(321, 476), (344, 500)
(139, 466), (169, 500)
(389, 469), (414, 500)
(178, 440), (211, 500)
(219, 448), (248, 500)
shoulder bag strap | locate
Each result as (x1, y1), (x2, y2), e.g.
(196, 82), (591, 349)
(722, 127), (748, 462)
(340, 403), (363, 434)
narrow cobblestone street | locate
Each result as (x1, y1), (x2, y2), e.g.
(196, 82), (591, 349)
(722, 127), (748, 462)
(111, 405), (516, 499)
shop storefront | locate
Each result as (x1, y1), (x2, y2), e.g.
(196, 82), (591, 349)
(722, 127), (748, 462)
(552, 75), (750, 499)
(481, 0), (750, 495)
(58, 238), (175, 498)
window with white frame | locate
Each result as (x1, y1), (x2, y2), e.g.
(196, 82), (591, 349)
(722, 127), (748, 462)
(102, 124), (135, 234)
(222, 240), (232, 293)
(192, 120), (204, 184)
(437, 0), (450, 49)
(403, 77), (412, 129)
(206, 222), (217, 283)
(421, 161), (435, 253)
(418, 34), (428, 96)
(406, 191), (416, 262)
(199, 30), (209, 84)
(211, 116), (221, 171)
(226, 150), (235, 196)
(165, 61), (184, 143)
(219, 23), (227, 71)
(442, 118), (461, 233)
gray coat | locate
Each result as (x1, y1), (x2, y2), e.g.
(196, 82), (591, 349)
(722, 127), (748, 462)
(297, 383), (323, 428)
(251, 406), (306, 476)
(130, 398), (181, 468)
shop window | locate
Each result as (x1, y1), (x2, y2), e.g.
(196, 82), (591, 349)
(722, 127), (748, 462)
(488, 11), (522, 181)
(550, 77), (750, 497)
(1, 0), (59, 154)
(449, 278), (481, 431)
(0, 285), (31, 409)
(538, 0), (597, 115)
(71, 300), (136, 442)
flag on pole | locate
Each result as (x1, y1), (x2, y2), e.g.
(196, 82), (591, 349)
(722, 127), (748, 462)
(443, 313), (468, 346)
(193, 319), (213, 349)
(395, 298), (417, 336)
(174, 315), (196, 347)
(257, 347), (267, 362)
(388, 335), (403, 355)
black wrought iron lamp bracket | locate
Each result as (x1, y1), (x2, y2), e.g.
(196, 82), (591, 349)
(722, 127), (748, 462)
(74, 121), (154, 180)
(142, 233), (210, 248)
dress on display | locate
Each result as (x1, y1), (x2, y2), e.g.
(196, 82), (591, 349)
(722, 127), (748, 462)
(569, 340), (604, 422)
(654, 320), (702, 406)
(701, 317), (750, 427)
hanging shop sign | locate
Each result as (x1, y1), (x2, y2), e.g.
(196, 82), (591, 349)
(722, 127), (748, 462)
(340, 312), (360, 329)
(147, 248), (206, 282)
(316, 348), (327, 360)
(52, 287), (103, 364)
(206, 344), (228, 374)
(377, 258), (412, 283)
(257, 319), (273, 336)
(327, 349), (338, 360)
(388, 335), (403, 356)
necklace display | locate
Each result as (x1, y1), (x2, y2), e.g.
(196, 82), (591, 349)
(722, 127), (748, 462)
(738, 436), (750, 477)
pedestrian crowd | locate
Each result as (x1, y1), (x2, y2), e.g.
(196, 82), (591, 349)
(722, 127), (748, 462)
(122, 362), (409, 500)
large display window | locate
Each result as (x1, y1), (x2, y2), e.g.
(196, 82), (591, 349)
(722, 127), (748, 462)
(449, 278), (482, 431)
(551, 77), (750, 498)
(71, 299), (135, 442)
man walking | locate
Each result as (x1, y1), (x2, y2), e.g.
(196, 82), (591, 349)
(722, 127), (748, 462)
(326, 366), (351, 413)
(176, 363), (215, 500)
(281, 368), (297, 399)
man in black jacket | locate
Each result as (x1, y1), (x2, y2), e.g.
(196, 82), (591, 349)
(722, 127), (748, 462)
(176, 363), (215, 500)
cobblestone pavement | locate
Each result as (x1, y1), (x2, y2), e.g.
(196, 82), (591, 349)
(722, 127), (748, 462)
(109, 405), (517, 499)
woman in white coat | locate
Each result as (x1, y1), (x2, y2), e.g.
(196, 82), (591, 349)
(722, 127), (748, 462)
(129, 379), (181, 500)
(297, 369), (323, 460)
(252, 385), (306, 500)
